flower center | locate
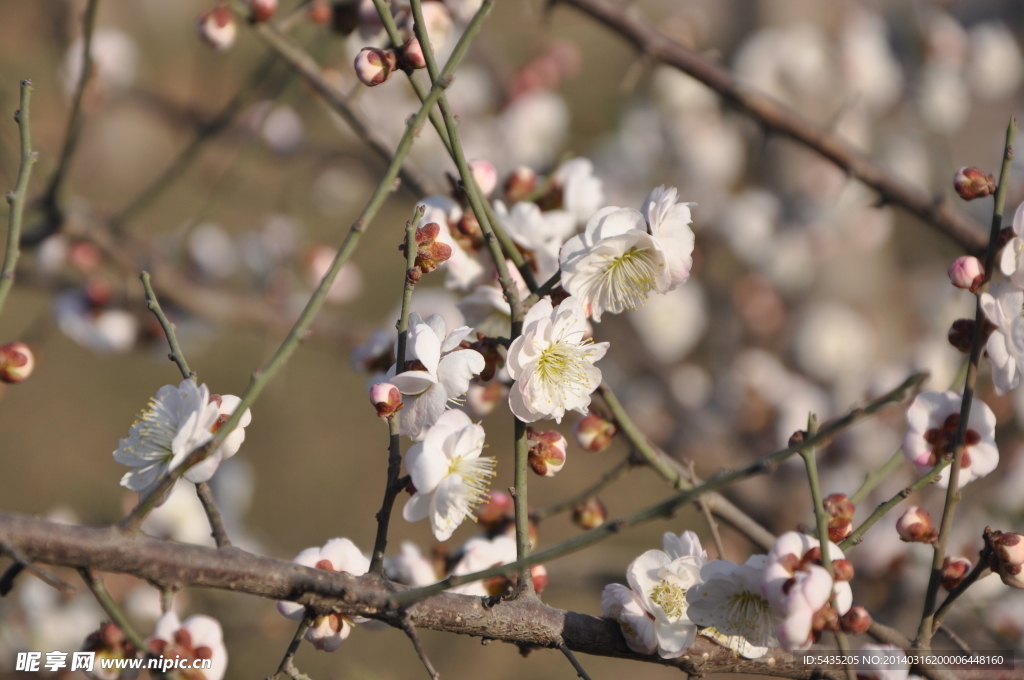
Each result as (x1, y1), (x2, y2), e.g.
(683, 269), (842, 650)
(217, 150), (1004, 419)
(650, 580), (688, 621)
(535, 340), (591, 386)
(447, 456), (497, 516)
(923, 414), (979, 468)
(722, 590), (773, 641)
(595, 246), (662, 313)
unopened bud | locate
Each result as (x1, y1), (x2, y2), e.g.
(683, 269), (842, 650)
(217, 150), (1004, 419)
(404, 2), (452, 50)
(470, 160), (498, 198)
(369, 382), (403, 418)
(0, 342), (34, 384)
(531, 564), (548, 594)
(824, 493), (855, 542)
(475, 491), (514, 534)
(249, 0), (277, 22)
(896, 506), (938, 543)
(504, 166), (537, 203)
(572, 496), (607, 530)
(465, 381), (507, 418)
(948, 318), (975, 353)
(308, 0), (332, 24)
(948, 255), (984, 292)
(527, 428), (567, 477)
(832, 559), (855, 582)
(354, 47), (397, 86)
(991, 531), (1024, 589)
(400, 221), (452, 273)
(398, 38), (427, 70)
(941, 556), (972, 591)
(954, 167), (996, 201)
(839, 605), (872, 635)
(197, 4), (237, 51)
(573, 413), (616, 452)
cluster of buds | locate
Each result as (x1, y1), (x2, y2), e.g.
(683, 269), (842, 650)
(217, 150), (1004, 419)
(941, 556), (972, 591)
(954, 166), (997, 201)
(0, 342), (34, 384)
(572, 496), (607, 530)
(527, 428), (567, 477)
(197, 4), (237, 51)
(81, 622), (139, 677)
(573, 413), (616, 452)
(354, 47), (398, 86)
(989, 530), (1024, 589)
(896, 506), (938, 544)
(249, 0), (277, 22)
(399, 222), (453, 281)
(948, 255), (985, 292)
(369, 382), (403, 418)
(823, 493), (855, 542)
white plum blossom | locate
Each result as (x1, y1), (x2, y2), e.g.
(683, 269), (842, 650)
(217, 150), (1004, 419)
(560, 186), (695, 321)
(494, 200), (575, 284)
(686, 555), (778, 658)
(602, 531), (706, 659)
(113, 380), (252, 500)
(277, 539), (370, 651)
(982, 281), (1024, 395)
(386, 313), (485, 440)
(506, 296), (609, 423)
(147, 612), (228, 680)
(998, 203), (1024, 288)
(385, 541), (439, 586)
(902, 391), (999, 488)
(449, 533), (518, 596)
(552, 157), (605, 224)
(418, 196), (489, 291)
(403, 410), (495, 541)
(53, 289), (139, 354)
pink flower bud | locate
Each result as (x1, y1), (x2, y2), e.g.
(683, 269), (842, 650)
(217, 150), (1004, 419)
(839, 605), (871, 635)
(249, 0), (277, 22)
(398, 38), (427, 70)
(504, 166), (537, 203)
(831, 559), (855, 582)
(197, 4), (237, 51)
(573, 413), (616, 452)
(572, 496), (607, 530)
(948, 255), (984, 292)
(954, 166), (996, 201)
(369, 382), (403, 418)
(992, 531), (1024, 589)
(527, 428), (567, 477)
(824, 493), (855, 542)
(470, 160), (498, 198)
(942, 556), (972, 591)
(354, 47), (397, 87)
(0, 342), (35, 384)
(531, 564), (548, 594)
(896, 506), (938, 544)
(475, 491), (514, 534)
(308, 0), (332, 24)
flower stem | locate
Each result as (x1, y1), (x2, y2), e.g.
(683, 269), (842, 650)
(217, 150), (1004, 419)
(531, 455), (632, 521)
(119, 0), (493, 531)
(917, 116), (1016, 647)
(195, 482), (232, 548)
(512, 417), (533, 592)
(0, 80), (37, 321)
(141, 271), (195, 381)
(77, 568), (151, 655)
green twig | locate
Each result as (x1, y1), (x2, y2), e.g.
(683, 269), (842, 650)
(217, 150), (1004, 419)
(849, 449), (905, 506)
(0, 80), (36, 320)
(918, 117), (1016, 647)
(932, 535), (994, 635)
(118, 0), (494, 532)
(531, 455), (631, 521)
(268, 613), (314, 680)
(390, 372), (926, 606)
(141, 271), (195, 381)
(77, 568), (151, 654)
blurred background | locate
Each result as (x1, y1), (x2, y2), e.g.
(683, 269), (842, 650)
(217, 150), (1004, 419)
(1, 0), (1024, 678)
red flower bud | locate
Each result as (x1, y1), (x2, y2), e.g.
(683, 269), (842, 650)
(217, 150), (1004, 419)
(504, 166), (537, 203)
(197, 4), (237, 51)
(896, 506), (938, 544)
(573, 413), (616, 452)
(0, 342), (34, 384)
(941, 556), (972, 591)
(354, 47), (397, 86)
(954, 167), (996, 201)
(249, 0), (277, 22)
(369, 382), (403, 418)
(840, 605), (872, 635)
(527, 428), (567, 477)
(399, 38), (427, 70)
(572, 496), (607, 530)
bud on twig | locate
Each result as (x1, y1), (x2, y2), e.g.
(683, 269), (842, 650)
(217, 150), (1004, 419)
(831, 559), (855, 582)
(941, 556), (972, 591)
(398, 38), (427, 70)
(355, 47), (397, 87)
(572, 496), (607, 530)
(573, 413), (616, 452)
(504, 166), (537, 203)
(527, 428), (567, 477)
(399, 222), (453, 274)
(953, 167), (996, 201)
(990, 530), (1024, 589)
(475, 491), (514, 534)
(948, 319), (975, 353)
(823, 493), (855, 542)
(249, 0), (277, 22)
(197, 4), (237, 51)
(839, 605), (872, 635)
(369, 382), (403, 418)
(896, 506), (938, 543)
(948, 255), (984, 292)
(0, 342), (35, 384)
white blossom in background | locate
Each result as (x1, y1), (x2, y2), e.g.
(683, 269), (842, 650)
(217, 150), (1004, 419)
(553, 157), (605, 224)
(449, 534), (518, 596)
(386, 313), (485, 440)
(385, 541), (439, 586)
(916, 62), (969, 134)
(687, 555), (778, 658)
(902, 391), (999, 487)
(113, 380), (251, 500)
(61, 28), (137, 100)
(840, 8), (903, 114)
(147, 613), (228, 680)
(968, 22), (1024, 101)
(304, 244), (364, 304)
(494, 201), (575, 283)
(733, 24), (832, 106)
(259, 104), (304, 154)
(629, 282), (707, 364)
(506, 296), (608, 423)
(402, 409), (495, 541)
(418, 195), (489, 291)
(793, 302), (877, 385)
(500, 90), (570, 168)
(603, 531), (706, 659)
(277, 539), (370, 651)
(140, 479), (216, 547)
(187, 223), (239, 282)
(458, 282), (515, 339)
(53, 289), (139, 354)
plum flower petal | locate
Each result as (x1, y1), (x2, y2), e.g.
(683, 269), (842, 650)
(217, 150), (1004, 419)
(147, 612), (228, 680)
(980, 280), (1024, 395)
(901, 390), (998, 488)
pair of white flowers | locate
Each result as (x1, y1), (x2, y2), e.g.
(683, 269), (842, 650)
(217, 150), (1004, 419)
(113, 379), (251, 500)
(981, 201), (1024, 394)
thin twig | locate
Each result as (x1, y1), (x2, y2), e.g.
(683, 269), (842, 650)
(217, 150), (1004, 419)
(918, 117), (1016, 647)
(932, 537), (993, 635)
(0, 80), (37, 320)
(195, 482), (232, 548)
(268, 614), (314, 680)
(402, 618), (440, 680)
(392, 372), (927, 605)
(558, 640), (593, 680)
(118, 0), (493, 531)
(531, 455), (631, 521)
(695, 493), (727, 560)
(0, 542), (72, 594)
(141, 271), (195, 381)
(937, 624), (974, 654)
(77, 568), (151, 653)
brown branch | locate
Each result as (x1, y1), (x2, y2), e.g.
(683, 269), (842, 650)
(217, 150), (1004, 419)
(195, 482), (232, 548)
(554, 0), (988, 254)
(402, 618), (440, 680)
